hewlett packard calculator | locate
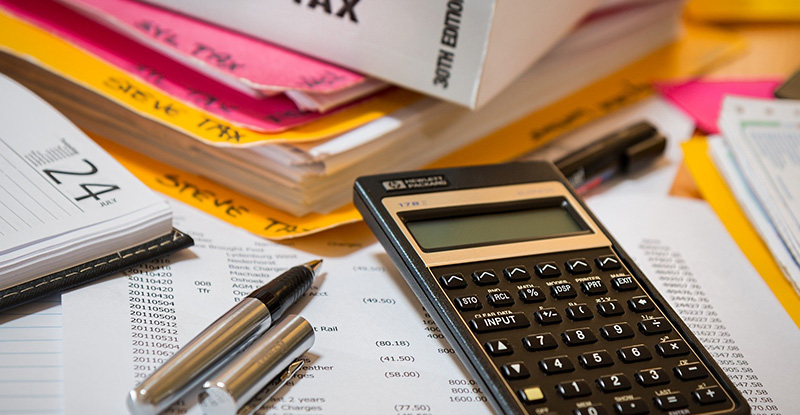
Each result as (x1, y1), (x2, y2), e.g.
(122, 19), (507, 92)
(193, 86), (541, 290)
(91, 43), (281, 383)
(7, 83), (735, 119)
(354, 162), (748, 415)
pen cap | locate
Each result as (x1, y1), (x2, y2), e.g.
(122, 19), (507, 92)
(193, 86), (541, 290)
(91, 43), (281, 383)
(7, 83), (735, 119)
(199, 315), (314, 415)
(624, 133), (667, 172)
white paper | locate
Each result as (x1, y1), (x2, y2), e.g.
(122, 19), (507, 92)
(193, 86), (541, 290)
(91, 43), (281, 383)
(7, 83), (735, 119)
(708, 137), (800, 292)
(719, 97), (800, 275)
(62, 195), (799, 414)
(0, 297), (64, 415)
(63, 201), (491, 414)
(588, 195), (800, 415)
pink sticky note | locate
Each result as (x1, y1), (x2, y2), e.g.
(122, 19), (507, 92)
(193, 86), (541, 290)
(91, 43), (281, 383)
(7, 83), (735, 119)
(0, 0), (351, 133)
(656, 79), (782, 134)
(62, 0), (367, 94)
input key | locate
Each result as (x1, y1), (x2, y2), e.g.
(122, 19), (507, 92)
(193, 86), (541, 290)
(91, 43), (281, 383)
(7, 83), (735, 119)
(469, 312), (530, 333)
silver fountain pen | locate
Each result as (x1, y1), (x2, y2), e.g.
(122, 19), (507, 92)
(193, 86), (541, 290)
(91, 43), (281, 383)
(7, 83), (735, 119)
(127, 259), (322, 415)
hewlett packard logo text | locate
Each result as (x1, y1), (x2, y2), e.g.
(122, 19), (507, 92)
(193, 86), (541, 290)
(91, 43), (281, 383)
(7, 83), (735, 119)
(382, 175), (448, 191)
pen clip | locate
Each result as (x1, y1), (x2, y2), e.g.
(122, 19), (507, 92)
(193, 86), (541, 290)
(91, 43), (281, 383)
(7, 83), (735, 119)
(236, 358), (305, 415)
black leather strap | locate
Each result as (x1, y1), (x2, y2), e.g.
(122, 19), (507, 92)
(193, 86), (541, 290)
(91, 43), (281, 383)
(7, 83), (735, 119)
(0, 228), (193, 312)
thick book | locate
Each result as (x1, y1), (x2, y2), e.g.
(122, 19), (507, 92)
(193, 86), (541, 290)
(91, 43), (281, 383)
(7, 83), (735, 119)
(139, 0), (598, 108)
(0, 74), (193, 311)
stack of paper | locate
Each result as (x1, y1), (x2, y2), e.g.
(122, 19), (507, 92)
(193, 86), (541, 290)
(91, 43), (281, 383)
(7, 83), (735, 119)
(216, 0), (684, 214)
(0, 0), (685, 216)
(710, 96), (800, 292)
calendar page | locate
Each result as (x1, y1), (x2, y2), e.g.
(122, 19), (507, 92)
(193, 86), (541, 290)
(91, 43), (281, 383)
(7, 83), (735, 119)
(0, 74), (170, 286)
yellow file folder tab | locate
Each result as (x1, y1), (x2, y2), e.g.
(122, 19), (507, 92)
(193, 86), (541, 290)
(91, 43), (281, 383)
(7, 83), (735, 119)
(93, 135), (362, 239)
(431, 24), (745, 168)
(682, 139), (800, 328)
(686, 0), (800, 22)
(0, 8), (420, 147)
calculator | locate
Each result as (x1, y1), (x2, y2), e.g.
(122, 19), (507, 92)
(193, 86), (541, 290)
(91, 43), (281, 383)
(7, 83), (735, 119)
(354, 162), (749, 415)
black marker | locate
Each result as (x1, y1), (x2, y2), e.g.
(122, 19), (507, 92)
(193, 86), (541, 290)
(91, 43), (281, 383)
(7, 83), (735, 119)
(127, 259), (321, 415)
(555, 121), (666, 194)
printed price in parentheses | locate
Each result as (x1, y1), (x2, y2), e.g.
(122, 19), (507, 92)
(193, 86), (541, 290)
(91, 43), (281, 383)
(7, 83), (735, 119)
(380, 355), (415, 363)
(375, 340), (411, 348)
(362, 297), (396, 305)
(384, 371), (420, 379)
(393, 403), (431, 415)
(42, 158), (120, 204)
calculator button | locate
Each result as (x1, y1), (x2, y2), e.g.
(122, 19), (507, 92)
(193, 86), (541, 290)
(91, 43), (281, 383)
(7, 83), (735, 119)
(617, 345), (652, 363)
(484, 339), (513, 356)
(596, 373), (631, 392)
(539, 356), (575, 374)
(611, 275), (637, 291)
(597, 300), (625, 317)
(614, 399), (649, 415)
(600, 322), (635, 340)
(487, 290), (515, 307)
(517, 386), (546, 404)
(562, 328), (597, 346)
(654, 392), (688, 411)
(566, 304), (593, 321)
(440, 273), (467, 289)
(472, 269), (498, 285)
(575, 406), (608, 415)
(454, 295), (482, 311)
(519, 286), (547, 303)
(635, 368), (670, 387)
(579, 350), (614, 369)
(692, 386), (726, 405)
(596, 255), (622, 270)
(550, 283), (577, 299)
(469, 312), (530, 333)
(656, 339), (690, 357)
(534, 308), (562, 325)
(503, 265), (530, 281)
(535, 262), (561, 278)
(556, 379), (591, 399)
(581, 280), (608, 296)
(501, 362), (530, 380)
(523, 333), (558, 351)
(628, 296), (655, 312)
(566, 258), (592, 274)
(638, 318), (671, 335)
(674, 362), (708, 380)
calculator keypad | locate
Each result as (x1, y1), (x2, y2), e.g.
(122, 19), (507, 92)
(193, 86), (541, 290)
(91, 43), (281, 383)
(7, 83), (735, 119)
(433, 247), (735, 415)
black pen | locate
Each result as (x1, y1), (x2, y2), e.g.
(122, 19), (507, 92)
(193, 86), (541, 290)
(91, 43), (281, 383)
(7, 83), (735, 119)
(127, 259), (322, 415)
(554, 121), (666, 194)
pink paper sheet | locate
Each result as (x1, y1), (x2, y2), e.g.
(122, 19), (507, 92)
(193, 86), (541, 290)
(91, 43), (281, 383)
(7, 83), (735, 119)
(61, 0), (367, 94)
(656, 79), (782, 134)
(0, 0), (343, 132)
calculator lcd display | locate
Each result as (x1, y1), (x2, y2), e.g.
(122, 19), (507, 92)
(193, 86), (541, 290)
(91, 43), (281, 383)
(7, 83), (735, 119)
(404, 202), (587, 251)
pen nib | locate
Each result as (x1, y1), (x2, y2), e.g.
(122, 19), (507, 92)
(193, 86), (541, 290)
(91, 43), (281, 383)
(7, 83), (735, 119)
(304, 259), (323, 275)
